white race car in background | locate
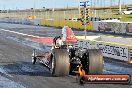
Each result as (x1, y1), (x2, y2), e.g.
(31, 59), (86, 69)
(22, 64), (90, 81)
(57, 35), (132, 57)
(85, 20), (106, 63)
(122, 8), (132, 14)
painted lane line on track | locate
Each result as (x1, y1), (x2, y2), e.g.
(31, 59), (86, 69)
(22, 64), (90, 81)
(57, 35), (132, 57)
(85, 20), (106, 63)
(0, 28), (44, 38)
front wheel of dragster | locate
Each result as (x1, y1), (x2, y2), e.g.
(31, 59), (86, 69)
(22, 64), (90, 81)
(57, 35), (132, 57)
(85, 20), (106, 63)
(51, 49), (70, 76)
(88, 49), (103, 74)
(32, 49), (37, 65)
(32, 57), (37, 65)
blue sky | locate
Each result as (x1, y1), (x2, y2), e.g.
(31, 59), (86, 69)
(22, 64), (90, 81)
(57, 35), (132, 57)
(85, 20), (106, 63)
(0, 0), (131, 10)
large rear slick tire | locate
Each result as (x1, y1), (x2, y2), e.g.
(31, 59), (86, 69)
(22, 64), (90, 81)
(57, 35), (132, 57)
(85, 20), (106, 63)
(51, 49), (70, 76)
(88, 49), (103, 74)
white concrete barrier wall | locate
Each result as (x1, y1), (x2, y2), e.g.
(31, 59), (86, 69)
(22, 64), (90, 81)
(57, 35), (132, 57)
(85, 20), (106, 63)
(33, 19), (42, 25)
(93, 21), (132, 34)
(100, 36), (132, 45)
(75, 39), (132, 62)
(0, 18), (132, 35)
(96, 42), (129, 61)
(0, 18), (35, 25)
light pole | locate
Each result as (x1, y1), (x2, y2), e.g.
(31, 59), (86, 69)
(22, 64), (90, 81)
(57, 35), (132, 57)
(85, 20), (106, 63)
(77, 0), (80, 18)
(0, 10), (2, 18)
(43, 7), (45, 19)
(119, 0), (122, 14)
(52, 0), (55, 19)
(31, 8), (33, 17)
(94, 0), (96, 17)
(33, 0), (36, 16)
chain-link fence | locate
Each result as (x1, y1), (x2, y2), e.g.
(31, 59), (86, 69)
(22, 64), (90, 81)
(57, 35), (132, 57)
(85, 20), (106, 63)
(0, 9), (113, 20)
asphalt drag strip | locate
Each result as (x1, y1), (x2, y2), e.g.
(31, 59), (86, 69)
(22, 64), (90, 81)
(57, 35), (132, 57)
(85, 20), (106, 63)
(0, 24), (131, 88)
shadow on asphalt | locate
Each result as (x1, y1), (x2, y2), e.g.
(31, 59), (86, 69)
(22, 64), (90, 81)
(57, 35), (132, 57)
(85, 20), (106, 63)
(0, 61), (52, 77)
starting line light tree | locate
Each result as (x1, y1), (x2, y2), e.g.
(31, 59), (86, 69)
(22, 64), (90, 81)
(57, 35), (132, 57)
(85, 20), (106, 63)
(86, 8), (90, 25)
(80, 1), (90, 39)
(80, 9), (85, 25)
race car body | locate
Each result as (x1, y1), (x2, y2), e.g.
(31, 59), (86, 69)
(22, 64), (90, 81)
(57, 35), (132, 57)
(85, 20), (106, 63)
(31, 26), (103, 76)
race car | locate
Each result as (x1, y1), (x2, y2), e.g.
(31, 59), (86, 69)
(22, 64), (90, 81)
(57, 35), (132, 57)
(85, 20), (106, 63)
(31, 26), (103, 76)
